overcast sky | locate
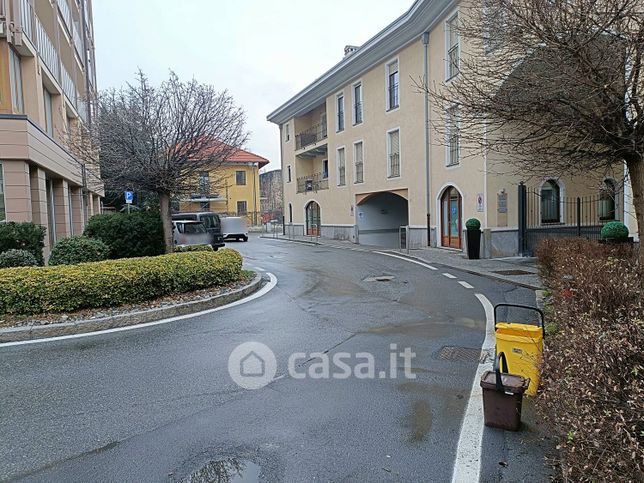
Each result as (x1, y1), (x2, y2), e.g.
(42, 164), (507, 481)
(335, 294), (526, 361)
(92, 1), (409, 172)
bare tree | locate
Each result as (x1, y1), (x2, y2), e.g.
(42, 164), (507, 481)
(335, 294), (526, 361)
(71, 71), (248, 252)
(422, 0), (644, 272)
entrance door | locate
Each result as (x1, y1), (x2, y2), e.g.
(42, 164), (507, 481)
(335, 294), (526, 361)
(441, 187), (462, 248)
(306, 201), (321, 236)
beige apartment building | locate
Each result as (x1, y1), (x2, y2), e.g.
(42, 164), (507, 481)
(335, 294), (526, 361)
(0, 0), (103, 259)
(268, 0), (636, 256)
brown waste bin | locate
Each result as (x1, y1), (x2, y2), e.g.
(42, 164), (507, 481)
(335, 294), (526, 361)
(480, 352), (530, 431)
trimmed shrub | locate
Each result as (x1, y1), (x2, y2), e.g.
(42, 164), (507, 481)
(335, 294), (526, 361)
(0, 222), (46, 265)
(175, 244), (214, 252)
(0, 249), (38, 268)
(0, 248), (243, 315)
(83, 212), (164, 259)
(600, 221), (629, 241)
(465, 218), (481, 230)
(536, 238), (642, 481)
(48, 236), (110, 266)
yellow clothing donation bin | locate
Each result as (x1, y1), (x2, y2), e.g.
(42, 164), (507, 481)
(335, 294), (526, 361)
(493, 304), (545, 396)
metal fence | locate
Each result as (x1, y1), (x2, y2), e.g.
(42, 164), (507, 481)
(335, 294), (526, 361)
(518, 183), (620, 256)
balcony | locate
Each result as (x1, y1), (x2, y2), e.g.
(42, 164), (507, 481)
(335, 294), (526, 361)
(295, 123), (328, 158)
(35, 15), (60, 81)
(72, 22), (84, 61)
(19, 0), (34, 43)
(57, 0), (72, 34)
(296, 173), (329, 194)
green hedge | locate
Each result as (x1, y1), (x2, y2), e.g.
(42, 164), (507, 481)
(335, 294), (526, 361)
(174, 244), (214, 252)
(83, 212), (165, 259)
(0, 248), (243, 315)
(0, 249), (38, 268)
(0, 222), (46, 265)
(49, 236), (110, 266)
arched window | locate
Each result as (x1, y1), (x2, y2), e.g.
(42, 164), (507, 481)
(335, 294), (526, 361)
(599, 179), (616, 221)
(541, 180), (561, 224)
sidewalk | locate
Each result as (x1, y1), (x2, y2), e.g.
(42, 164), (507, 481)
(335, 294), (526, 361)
(261, 233), (543, 290)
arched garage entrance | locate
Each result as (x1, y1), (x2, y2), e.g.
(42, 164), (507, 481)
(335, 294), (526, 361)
(356, 191), (409, 248)
(440, 186), (462, 249)
(305, 201), (321, 236)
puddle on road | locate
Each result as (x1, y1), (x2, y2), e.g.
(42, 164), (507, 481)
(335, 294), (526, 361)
(184, 458), (260, 483)
(410, 400), (432, 442)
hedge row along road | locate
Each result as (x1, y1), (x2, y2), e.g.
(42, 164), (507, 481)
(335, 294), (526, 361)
(0, 235), (550, 482)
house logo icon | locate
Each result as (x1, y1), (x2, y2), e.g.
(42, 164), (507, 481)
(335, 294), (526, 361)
(228, 342), (277, 390)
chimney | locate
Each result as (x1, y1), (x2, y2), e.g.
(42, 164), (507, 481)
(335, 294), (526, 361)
(344, 45), (360, 58)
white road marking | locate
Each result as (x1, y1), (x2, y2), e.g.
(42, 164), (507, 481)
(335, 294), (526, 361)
(0, 273), (278, 348)
(458, 281), (474, 289)
(443, 272), (457, 279)
(451, 293), (496, 483)
(375, 252), (438, 270)
(254, 266), (266, 272)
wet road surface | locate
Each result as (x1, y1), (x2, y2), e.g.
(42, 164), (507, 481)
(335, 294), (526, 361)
(0, 236), (537, 482)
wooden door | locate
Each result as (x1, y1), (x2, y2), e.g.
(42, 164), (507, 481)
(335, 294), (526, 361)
(441, 187), (462, 248)
(306, 201), (321, 236)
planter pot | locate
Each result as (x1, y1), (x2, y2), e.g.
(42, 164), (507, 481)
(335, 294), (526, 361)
(467, 229), (481, 259)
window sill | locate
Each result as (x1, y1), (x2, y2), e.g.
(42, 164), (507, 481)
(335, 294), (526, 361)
(445, 163), (460, 169)
(387, 175), (401, 180)
(386, 106), (400, 113)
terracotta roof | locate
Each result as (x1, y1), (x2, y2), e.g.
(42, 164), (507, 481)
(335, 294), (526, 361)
(226, 148), (270, 167)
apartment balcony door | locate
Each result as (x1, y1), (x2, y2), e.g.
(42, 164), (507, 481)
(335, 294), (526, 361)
(441, 187), (462, 249)
(305, 201), (320, 236)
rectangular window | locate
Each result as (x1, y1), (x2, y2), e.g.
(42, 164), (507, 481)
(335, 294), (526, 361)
(336, 93), (345, 132)
(353, 83), (363, 124)
(236, 170), (246, 186)
(8, 49), (23, 113)
(200, 201), (210, 212)
(446, 13), (460, 80)
(446, 106), (460, 166)
(284, 123), (290, 142)
(199, 171), (210, 194)
(337, 147), (346, 186)
(387, 129), (400, 178)
(237, 200), (247, 215)
(0, 163), (5, 222)
(43, 88), (54, 137)
(387, 60), (400, 110)
(322, 159), (329, 179)
(287, 165), (292, 183)
(68, 189), (74, 235)
(354, 142), (364, 184)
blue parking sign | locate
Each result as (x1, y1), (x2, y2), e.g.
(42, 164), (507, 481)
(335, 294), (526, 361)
(124, 191), (134, 204)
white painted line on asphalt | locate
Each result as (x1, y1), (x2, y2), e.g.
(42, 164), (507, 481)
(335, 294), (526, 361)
(254, 266), (266, 272)
(458, 281), (474, 289)
(443, 272), (457, 279)
(375, 252), (438, 270)
(451, 293), (496, 483)
(0, 273), (279, 348)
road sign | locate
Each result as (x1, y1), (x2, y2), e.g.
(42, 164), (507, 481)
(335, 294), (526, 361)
(124, 191), (134, 204)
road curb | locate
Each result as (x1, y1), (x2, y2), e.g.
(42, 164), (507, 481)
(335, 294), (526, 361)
(0, 274), (264, 343)
(259, 235), (320, 246)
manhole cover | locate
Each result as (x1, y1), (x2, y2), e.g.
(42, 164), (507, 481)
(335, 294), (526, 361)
(363, 275), (395, 282)
(492, 269), (534, 276)
(436, 346), (483, 362)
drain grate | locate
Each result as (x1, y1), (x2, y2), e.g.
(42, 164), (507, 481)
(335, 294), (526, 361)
(492, 269), (534, 276)
(436, 346), (483, 363)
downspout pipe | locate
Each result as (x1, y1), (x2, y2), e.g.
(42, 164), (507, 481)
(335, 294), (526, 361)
(422, 31), (431, 246)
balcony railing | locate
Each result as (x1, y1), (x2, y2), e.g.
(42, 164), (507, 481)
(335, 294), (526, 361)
(19, 0), (34, 42)
(61, 64), (76, 108)
(35, 15), (60, 81)
(72, 22), (84, 60)
(297, 173), (329, 193)
(57, 0), (72, 33)
(295, 122), (328, 150)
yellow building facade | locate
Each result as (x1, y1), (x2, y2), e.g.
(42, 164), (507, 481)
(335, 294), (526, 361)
(179, 149), (269, 226)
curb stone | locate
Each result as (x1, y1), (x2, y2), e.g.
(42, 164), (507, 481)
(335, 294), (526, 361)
(0, 274), (264, 343)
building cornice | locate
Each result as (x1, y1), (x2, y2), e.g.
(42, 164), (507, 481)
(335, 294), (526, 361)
(267, 0), (454, 125)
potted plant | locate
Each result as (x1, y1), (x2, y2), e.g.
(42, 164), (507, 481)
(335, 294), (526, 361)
(600, 221), (631, 244)
(466, 218), (482, 259)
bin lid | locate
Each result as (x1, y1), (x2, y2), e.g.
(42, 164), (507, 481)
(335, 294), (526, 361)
(495, 323), (542, 338)
(480, 370), (530, 394)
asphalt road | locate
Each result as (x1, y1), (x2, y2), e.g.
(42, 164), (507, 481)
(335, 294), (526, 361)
(0, 236), (542, 482)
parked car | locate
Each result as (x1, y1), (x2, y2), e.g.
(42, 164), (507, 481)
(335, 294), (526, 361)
(221, 216), (248, 242)
(172, 212), (225, 249)
(171, 220), (212, 248)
